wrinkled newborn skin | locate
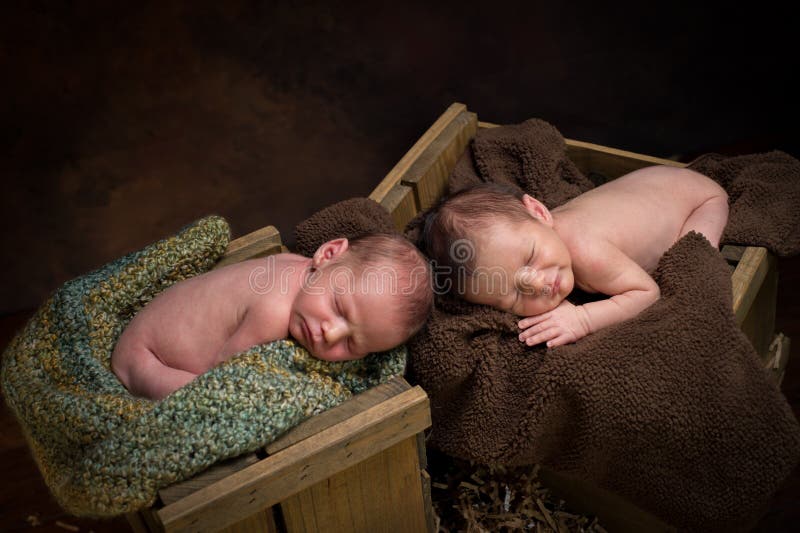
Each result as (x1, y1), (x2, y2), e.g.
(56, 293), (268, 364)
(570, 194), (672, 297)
(466, 165), (729, 347)
(112, 238), (418, 400)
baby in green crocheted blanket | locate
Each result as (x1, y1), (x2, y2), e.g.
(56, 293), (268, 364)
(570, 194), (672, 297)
(112, 233), (433, 400)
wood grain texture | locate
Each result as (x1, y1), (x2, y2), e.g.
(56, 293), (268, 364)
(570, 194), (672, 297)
(399, 109), (477, 211)
(156, 386), (430, 532)
(159, 453), (262, 506)
(378, 182), (418, 232)
(266, 377), (410, 454)
(215, 225), (283, 269)
(369, 103), (467, 204)
(280, 437), (428, 533)
(731, 247), (771, 326)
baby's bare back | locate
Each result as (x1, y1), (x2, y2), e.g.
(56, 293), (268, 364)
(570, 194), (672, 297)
(119, 258), (291, 374)
(555, 165), (727, 273)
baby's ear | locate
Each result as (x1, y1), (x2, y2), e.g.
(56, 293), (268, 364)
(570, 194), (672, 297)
(313, 238), (350, 267)
(522, 194), (553, 226)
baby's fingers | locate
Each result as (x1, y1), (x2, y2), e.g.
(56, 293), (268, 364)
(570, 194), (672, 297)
(521, 327), (558, 347)
(518, 314), (549, 329)
(519, 322), (547, 342)
(544, 332), (575, 348)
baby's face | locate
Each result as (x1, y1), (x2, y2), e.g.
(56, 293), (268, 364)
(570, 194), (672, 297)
(288, 261), (407, 362)
(466, 217), (574, 316)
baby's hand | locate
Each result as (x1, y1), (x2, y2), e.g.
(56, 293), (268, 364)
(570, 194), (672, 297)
(518, 300), (590, 348)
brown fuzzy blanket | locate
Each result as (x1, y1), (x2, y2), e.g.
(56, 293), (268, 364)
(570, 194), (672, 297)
(294, 120), (800, 532)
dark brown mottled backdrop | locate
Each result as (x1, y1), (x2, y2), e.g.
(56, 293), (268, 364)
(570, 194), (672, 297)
(2, 2), (800, 531)
(1, 1), (798, 314)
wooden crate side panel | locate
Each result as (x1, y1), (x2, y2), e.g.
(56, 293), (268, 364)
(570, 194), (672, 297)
(215, 225), (284, 269)
(156, 387), (430, 533)
(266, 377), (411, 454)
(159, 453), (262, 506)
(378, 182), (418, 232)
(400, 110), (477, 211)
(564, 139), (685, 179)
(281, 437), (428, 533)
(731, 247), (771, 326)
(370, 103), (468, 205)
(127, 509), (158, 533)
(420, 470), (436, 533)
(222, 508), (280, 533)
(739, 254), (778, 359)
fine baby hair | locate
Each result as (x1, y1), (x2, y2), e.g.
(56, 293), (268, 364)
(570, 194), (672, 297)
(339, 233), (434, 338)
(420, 182), (533, 284)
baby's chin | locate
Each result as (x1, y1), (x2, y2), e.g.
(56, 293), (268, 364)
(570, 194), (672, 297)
(521, 293), (565, 316)
(535, 295), (564, 315)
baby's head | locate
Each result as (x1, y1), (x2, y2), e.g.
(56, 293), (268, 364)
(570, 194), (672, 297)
(420, 182), (573, 316)
(290, 233), (433, 362)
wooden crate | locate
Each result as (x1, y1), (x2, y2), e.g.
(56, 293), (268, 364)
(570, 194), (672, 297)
(368, 102), (793, 531)
(128, 227), (435, 533)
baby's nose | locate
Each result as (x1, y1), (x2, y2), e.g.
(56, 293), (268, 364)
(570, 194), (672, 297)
(322, 317), (350, 345)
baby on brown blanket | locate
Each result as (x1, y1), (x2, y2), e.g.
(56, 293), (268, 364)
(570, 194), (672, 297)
(419, 166), (729, 348)
(293, 120), (800, 531)
(404, 119), (800, 531)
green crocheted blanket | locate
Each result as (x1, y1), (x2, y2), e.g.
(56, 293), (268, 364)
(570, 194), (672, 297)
(1, 216), (405, 518)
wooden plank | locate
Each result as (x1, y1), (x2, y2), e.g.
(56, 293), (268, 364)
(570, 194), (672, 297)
(563, 139), (685, 178)
(731, 247), (771, 326)
(159, 453), (262, 505)
(740, 252), (778, 358)
(420, 470), (436, 533)
(267, 377), (411, 454)
(400, 110), (477, 211)
(383, 438), (429, 533)
(415, 431), (428, 471)
(379, 183), (418, 232)
(281, 458), (358, 533)
(157, 387), (431, 533)
(222, 508), (279, 533)
(133, 507), (165, 533)
(215, 226), (283, 269)
(721, 244), (746, 264)
(281, 437), (426, 532)
(370, 103), (468, 204)
(281, 485), (321, 532)
(127, 510), (154, 533)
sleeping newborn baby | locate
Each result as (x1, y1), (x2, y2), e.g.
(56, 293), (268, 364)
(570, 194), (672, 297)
(112, 233), (433, 400)
(421, 165), (729, 348)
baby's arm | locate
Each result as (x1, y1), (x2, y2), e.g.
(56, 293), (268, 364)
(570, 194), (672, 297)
(111, 336), (199, 401)
(519, 244), (660, 347)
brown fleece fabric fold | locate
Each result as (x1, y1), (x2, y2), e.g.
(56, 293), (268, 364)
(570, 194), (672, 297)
(410, 234), (799, 532)
(689, 151), (800, 256)
(293, 119), (800, 531)
(293, 197), (398, 257)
